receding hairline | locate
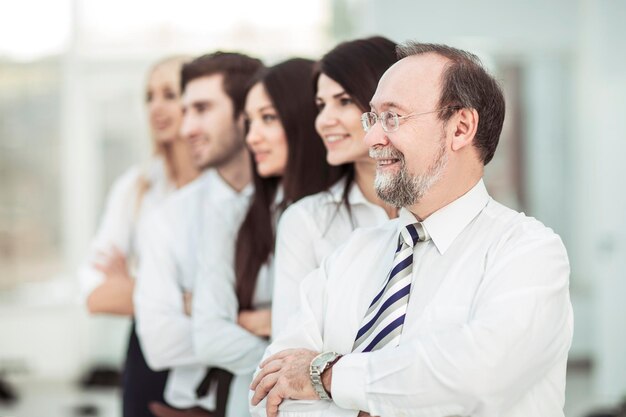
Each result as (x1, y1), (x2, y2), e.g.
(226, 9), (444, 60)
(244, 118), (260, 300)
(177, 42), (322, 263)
(395, 52), (453, 77)
(394, 42), (483, 88)
(396, 41), (482, 64)
(372, 53), (449, 103)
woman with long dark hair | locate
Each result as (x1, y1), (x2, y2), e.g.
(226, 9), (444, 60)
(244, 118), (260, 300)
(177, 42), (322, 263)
(272, 36), (399, 337)
(191, 58), (341, 417)
(79, 56), (198, 417)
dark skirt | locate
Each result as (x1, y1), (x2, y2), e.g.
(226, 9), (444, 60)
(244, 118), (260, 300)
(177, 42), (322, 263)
(122, 321), (169, 417)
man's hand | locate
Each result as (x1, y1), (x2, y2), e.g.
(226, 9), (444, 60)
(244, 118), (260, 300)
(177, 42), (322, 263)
(250, 349), (320, 417)
(238, 308), (271, 337)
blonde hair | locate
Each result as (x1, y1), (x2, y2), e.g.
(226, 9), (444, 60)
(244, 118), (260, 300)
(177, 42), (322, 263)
(135, 55), (191, 216)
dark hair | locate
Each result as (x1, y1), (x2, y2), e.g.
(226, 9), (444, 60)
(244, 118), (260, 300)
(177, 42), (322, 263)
(312, 36), (398, 219)
(234, 59), (342, 310)
(181, 51), (264, 119)
(396, 42), (506, 165)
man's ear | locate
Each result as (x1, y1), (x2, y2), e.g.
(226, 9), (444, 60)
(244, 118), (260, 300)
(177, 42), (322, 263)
(450, 108), (479, 151)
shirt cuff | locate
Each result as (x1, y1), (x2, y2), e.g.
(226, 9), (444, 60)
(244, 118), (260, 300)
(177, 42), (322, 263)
(331, 352), (369, 412)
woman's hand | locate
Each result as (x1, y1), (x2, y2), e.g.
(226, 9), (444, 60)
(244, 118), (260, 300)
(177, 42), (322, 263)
(237, 308), (271, 337)
(182, 292), (193, 316)
(87, 247), (134, 315)
(94, 246), (131, 281)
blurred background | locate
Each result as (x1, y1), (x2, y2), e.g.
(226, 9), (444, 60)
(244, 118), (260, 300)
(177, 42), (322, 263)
(1, 0), (625, 416)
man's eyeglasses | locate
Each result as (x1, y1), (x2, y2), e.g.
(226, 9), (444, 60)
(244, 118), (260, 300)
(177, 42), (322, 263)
(360, 107), (460, 133)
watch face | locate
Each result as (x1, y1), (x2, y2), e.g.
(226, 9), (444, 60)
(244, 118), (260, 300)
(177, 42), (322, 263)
(313, 352), (338, 367)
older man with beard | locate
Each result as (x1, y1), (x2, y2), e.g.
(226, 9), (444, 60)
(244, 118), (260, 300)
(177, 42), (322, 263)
(249, 42), (573, 417)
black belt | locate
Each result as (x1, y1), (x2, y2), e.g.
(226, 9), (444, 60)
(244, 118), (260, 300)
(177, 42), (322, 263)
(195, 368), (233, 417)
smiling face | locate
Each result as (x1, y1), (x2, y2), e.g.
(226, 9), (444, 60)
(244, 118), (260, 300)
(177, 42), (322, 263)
(146, 61), (184, 144)
(179, 74), (246, 170)
(314, 74), (370, 166)
(244, 82), (288, 178)
(365, 54), (452, 207)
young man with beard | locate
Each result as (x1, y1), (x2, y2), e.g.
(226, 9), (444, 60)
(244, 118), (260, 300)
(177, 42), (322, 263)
(249, 42), (573, 417)
(134, 52), (263, 417)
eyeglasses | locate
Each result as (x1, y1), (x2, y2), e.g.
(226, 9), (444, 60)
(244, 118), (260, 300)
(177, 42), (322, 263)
(361, 107), (459, 133)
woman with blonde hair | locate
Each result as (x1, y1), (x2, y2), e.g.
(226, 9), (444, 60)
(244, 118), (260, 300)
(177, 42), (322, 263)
(79, 56), (198, 417)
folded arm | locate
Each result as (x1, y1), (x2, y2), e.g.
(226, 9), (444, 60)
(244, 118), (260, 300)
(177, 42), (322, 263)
(134, 218), (198, 371)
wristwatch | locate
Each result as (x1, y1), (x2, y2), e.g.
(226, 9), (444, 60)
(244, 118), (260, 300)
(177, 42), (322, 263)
(309, 351), (342, 400)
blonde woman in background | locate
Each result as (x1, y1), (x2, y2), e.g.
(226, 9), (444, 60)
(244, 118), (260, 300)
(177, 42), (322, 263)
(79, 56), (198, 417)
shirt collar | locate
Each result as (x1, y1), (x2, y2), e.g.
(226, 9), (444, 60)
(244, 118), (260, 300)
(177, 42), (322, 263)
(271, 185), (285, 216)
(398, 179), (490, 255)
(327, 177), (372, 206)
(147, 156), (176, 193)
(202, 168), (254, 199)
(274, 185), (285, 207)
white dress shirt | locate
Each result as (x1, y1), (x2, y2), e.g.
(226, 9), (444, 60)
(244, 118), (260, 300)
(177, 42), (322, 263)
(272, 179), (389, 337)
(79, 158), (174, 299)
(252, 179), (573, 417)
(135, 169), (253, 411)
(192, 197), (274, 417)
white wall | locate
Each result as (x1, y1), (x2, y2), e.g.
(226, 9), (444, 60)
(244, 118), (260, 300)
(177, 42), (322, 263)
(573, 0), (626, 403)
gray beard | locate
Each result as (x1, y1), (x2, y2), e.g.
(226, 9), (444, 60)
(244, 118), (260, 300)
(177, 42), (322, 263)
(371, 140), (448, 208)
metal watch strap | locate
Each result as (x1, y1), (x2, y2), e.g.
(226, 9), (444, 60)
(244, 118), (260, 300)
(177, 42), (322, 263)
(309, 352), (341, 400)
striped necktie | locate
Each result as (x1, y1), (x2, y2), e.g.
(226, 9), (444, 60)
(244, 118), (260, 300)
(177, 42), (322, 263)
(353, 222), (429, 353)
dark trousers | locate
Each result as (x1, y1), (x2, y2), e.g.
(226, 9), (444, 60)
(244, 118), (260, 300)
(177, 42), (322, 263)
(122, 322), (169, 417)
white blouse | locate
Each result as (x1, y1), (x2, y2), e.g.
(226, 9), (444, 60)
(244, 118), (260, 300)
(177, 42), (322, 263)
(78, 157), (174, 299)
(272, 178), (390, 337)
